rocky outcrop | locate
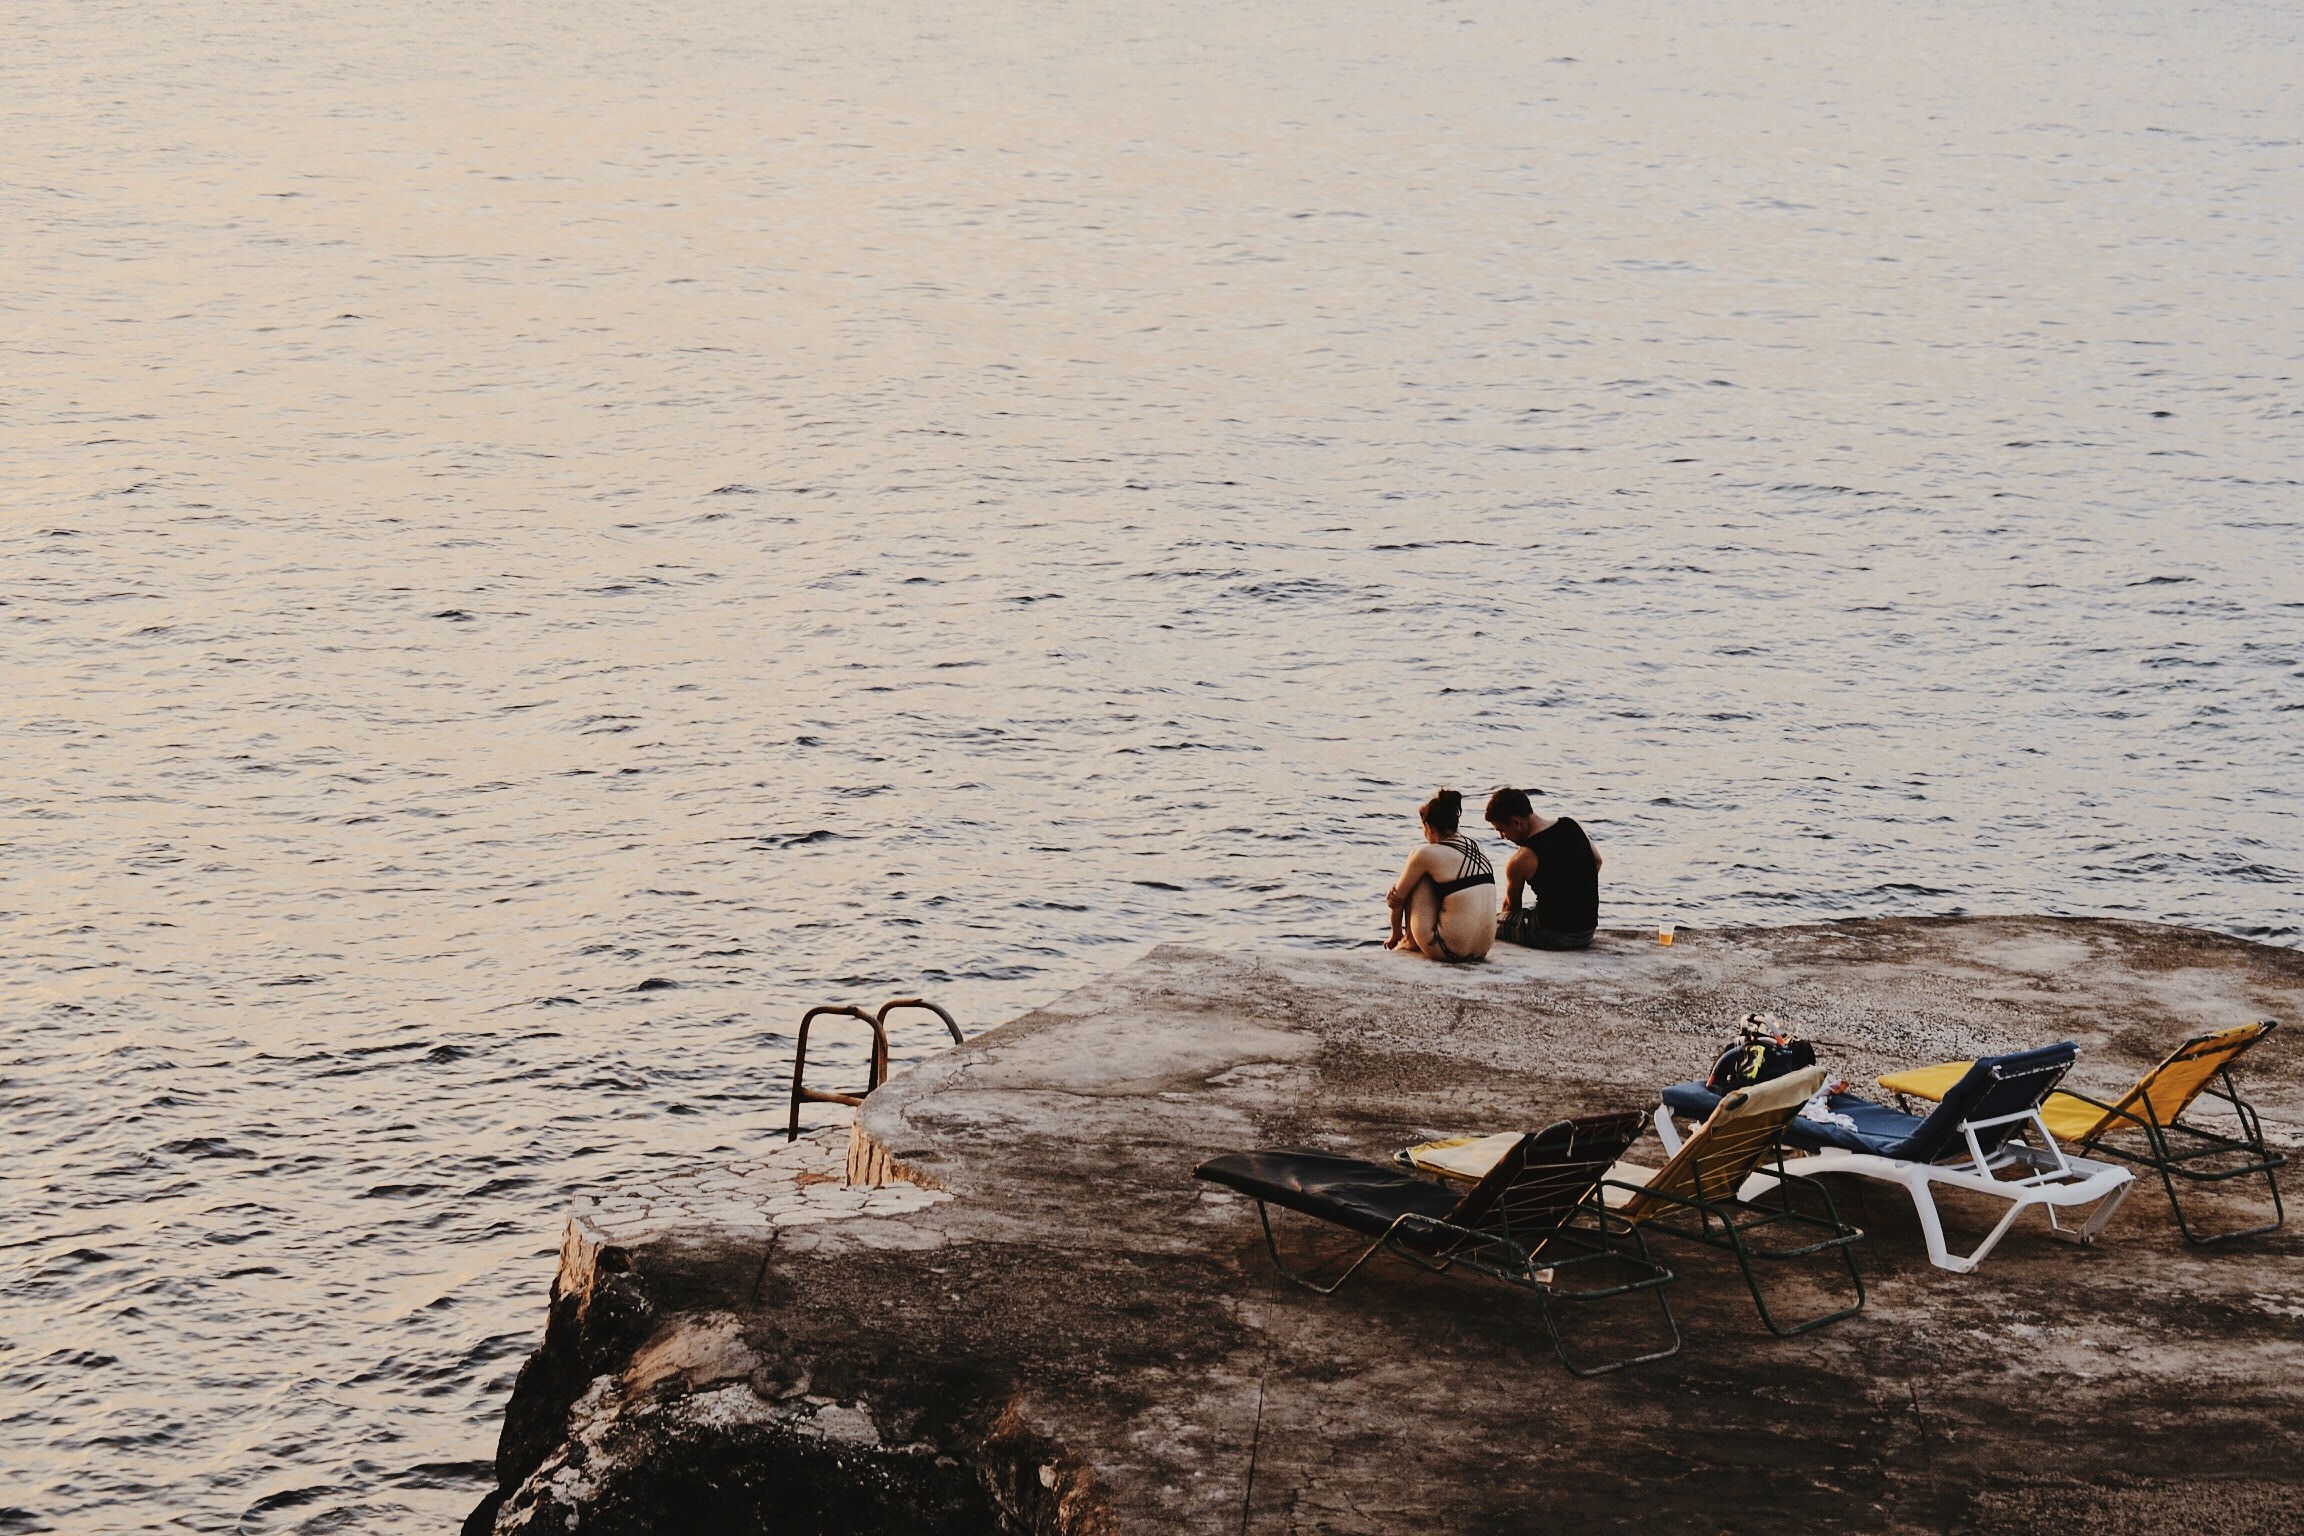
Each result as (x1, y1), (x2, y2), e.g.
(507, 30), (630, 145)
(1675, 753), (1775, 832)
(470, 919), (2304, 1534)
(461, 1134), (1076, 1536)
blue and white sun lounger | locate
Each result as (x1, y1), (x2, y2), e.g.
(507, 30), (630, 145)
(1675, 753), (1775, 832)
(1658, 1043), (2133, 1274)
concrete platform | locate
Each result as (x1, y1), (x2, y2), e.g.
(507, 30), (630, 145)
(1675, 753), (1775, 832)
(469, 918), (2304, 1535)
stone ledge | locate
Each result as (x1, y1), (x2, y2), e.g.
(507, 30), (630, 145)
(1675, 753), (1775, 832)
(472, 918), (2304, 1535)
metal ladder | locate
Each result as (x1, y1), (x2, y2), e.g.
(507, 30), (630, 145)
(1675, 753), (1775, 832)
(786, 996), (963, 1142)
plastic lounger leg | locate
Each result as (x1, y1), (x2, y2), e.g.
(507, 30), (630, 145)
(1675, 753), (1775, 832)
(1942, 1195), (2031, 1273)
(2044, 1178), (2133, 1246)
(1899, 1170), (2034, 1274)
(2078, 1179), (2132, 1241)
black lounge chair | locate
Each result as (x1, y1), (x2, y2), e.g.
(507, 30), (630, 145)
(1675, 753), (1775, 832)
(1194, 1111), (1679, 1376)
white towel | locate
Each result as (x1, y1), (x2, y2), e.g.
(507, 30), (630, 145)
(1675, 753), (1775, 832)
(1799, 1090), (1859, 1135)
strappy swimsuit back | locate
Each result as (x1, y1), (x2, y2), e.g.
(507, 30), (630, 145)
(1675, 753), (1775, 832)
(1430, 835), (1494, 901)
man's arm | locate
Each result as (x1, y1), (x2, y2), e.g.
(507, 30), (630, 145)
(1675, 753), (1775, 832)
(1499, 845), (1538, 917)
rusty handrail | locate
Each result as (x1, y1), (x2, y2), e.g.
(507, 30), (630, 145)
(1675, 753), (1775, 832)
(786, 1005), (882, 1142)
(875, 996), (963, 1046)
(786, 997), (964, 1142)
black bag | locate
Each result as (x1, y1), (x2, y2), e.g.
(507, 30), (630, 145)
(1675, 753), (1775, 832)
(1704, 1014), (1818, 1094)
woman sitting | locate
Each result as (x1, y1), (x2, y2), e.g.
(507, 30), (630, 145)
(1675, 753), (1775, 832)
(1384, 789), (1497, 963)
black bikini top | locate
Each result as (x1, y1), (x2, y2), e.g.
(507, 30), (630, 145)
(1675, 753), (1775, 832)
(1431, 835), (1494, 900)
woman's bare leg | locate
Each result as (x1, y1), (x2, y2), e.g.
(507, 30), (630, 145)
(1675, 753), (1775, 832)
(1404, 880), (1443, 957)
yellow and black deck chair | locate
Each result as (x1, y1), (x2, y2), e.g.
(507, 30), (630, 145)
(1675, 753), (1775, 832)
(1878, 1020), (2285, 1245)
(1401, 1067), (1865, 1337)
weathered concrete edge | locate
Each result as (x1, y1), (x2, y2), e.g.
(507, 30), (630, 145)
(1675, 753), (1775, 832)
(470, 918), (2304, 1535)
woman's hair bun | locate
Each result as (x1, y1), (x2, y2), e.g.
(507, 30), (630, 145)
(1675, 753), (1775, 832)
(1420, 788), (1463, 833)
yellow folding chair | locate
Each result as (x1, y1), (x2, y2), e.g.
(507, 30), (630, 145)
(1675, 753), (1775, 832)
(1878, 1021), (2284, 1244)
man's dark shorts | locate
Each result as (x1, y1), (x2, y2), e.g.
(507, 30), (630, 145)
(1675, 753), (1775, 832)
(1499, 912), (1596, 951)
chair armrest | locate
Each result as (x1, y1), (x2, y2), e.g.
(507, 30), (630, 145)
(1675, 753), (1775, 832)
(1654, 1103), (1684, 1156)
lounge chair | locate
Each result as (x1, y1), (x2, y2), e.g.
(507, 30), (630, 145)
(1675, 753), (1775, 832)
(1195, 1112), (1679, 1375)
(1606, 1066), (1867, 1334)
(1877, 1021), (2285, 1244)
(1659, 1044), (2134, 1274)
(1402, 1069), (1864, 1336)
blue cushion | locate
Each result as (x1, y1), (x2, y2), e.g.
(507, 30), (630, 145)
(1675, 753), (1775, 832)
(1797, 1093), (1927, 1155)
(1660, 1080), (1725, 1120)
(1662, 1041), (2079, 1163)
(1660, 1080), (1915, 1155)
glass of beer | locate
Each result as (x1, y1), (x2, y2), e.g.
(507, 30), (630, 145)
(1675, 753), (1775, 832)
(1658, 921), (1676, 946)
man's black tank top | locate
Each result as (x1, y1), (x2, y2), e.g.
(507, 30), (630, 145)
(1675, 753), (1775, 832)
(1527, 817), (1598, 932)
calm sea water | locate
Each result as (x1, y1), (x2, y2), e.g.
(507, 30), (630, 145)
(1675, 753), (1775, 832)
(4, 0), (2300, 1527)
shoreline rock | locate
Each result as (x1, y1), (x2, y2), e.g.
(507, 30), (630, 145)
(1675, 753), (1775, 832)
(468, 918), (2304, 1534)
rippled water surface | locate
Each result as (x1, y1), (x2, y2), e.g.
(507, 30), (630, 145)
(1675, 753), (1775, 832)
(5, 0), (2302, 1527)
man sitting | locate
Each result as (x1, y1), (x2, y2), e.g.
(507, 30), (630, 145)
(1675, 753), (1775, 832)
(1484, 787), (1601, 950)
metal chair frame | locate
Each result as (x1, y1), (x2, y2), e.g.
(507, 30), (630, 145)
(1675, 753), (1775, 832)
(1215, 1116), (1681, 1377)
(2063, 1064), (2287, 1244)
(1248, 1190), (1681, 1378)
(1607, 1135), (1866, 1338)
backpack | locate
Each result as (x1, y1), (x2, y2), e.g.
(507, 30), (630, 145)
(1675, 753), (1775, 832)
(1704, 1014), (1819, 1094)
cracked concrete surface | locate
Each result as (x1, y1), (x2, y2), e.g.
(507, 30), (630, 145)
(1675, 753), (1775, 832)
(473, 918), (2304, 1534)
(571, 1128), (951, 1250)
